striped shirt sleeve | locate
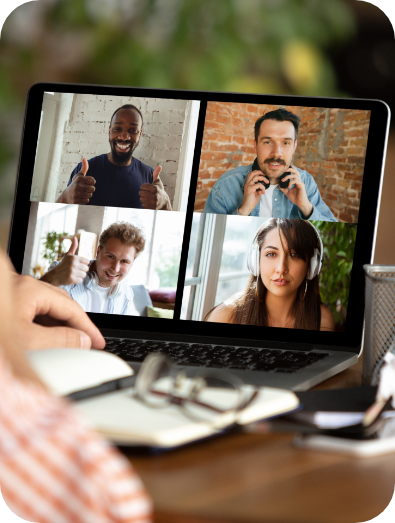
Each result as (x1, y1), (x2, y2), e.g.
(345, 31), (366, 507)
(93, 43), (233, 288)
(0, 356), (152, 523)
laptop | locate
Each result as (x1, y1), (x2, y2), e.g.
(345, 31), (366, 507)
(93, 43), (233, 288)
(8, 82), (390, 391)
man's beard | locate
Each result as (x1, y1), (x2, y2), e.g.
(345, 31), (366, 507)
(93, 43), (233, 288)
(109, 138), (139, 165)
(259, 157), (289, 182)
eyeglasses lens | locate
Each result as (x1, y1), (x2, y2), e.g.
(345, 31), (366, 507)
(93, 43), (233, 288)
(183, 375), (242, 426)
(135, 354), (172, 407)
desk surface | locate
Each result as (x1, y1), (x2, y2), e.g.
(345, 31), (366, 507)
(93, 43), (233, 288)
(125, 359), (395, 523)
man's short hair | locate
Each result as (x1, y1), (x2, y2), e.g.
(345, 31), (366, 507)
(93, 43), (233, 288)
(254, 108), (300, 142)
(99, 222), (145, 257)
(110, 104), (143, 127)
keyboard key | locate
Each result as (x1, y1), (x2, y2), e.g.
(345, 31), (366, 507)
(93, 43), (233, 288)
(104, 338), (329, 374)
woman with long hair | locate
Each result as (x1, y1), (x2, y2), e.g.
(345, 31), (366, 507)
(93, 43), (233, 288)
(206, 218), (335, 331)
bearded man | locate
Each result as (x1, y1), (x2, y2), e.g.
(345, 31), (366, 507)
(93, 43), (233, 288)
(203, 108), (336, 221)
(56, 104), (172, 210)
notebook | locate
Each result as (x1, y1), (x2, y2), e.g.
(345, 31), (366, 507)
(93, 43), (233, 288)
(8, 83), (390, 391)
(26, 348), (300, 447)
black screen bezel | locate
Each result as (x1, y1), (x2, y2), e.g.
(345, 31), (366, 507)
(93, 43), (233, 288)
(8, 82), (390, 353)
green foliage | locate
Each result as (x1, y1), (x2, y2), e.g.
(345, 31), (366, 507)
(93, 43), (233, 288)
(155, 253), (181, 288)
(41, 232), (69, 264)
(312, 221), (357, 325)
(0, 0), (356, 101)
(0, 0), (357, 213)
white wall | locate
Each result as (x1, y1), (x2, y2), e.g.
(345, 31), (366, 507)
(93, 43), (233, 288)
(47, 93), (190, 208)
(44, 93), (75, 202)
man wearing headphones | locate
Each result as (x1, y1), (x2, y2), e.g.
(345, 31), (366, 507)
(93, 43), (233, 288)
(203, 108), (337, 221)
(41, 222), (144, 315)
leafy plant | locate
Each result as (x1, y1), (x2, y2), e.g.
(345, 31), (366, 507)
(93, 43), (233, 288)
(312, 221), (357, 326)
(155, 253), (181, 288)
(41, 231), (69, 264)
(0, 0), (357, 215)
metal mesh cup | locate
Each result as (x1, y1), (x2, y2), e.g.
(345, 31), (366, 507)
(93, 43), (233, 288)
(363, 265), (395, 385)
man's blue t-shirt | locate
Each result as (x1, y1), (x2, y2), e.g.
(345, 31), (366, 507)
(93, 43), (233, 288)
(67, 154), (154, 208)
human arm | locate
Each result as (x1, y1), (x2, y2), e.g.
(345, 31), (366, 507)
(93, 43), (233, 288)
(0, 249), (152, 522)
(40, 236), (90, 287)
(0, 246), (104, 357)
(280, 166), (337, 222)
(139, 166), (173, 210)
(13, 274), (106, 350)
(203, 168), (261, 216)
(205, 301), (236, 323)
(238, 169), (270, 216)
(320, 304), (335, 332)
(56, 158), (96, 204)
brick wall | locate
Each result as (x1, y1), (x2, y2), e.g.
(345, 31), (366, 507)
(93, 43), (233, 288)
(194, 102), (370, 223)
(53, 94), (189, 206)
(293, 107), (370, 223)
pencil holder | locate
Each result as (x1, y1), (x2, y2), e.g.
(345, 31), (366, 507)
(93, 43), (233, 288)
(363, 265), (395, 385)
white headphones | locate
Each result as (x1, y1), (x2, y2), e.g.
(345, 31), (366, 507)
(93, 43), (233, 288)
(247, 220), (323, 280)
(83, 271), (122, 299)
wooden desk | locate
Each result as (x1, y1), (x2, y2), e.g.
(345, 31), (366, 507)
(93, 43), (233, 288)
(125, 359), (395, 523)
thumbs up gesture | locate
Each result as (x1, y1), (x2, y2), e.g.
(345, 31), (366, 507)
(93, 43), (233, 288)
(40, 236), (90, 287)
(56, 158), (96, 205)
(66, 236), (79, 256)
(139, 166), (173, 210)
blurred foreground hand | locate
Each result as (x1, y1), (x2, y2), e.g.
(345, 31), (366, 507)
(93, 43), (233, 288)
(0, 248), (152, 523)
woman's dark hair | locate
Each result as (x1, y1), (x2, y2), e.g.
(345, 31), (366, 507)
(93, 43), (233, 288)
(231, 219), (322, 330)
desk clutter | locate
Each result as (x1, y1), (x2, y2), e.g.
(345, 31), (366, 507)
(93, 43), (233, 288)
(26, 347), (395, 456)
(27, 348), (299, 448)
(363, 265), (395, 385)
(288, 353), (395, 457)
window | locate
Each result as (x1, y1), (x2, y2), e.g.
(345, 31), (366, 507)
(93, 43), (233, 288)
(181, 215), (259, 321)
(102, 208), (186, 289)
(30, 203), (78, 273)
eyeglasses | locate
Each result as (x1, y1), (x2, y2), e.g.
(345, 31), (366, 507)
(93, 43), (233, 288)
(133, 353), (258, 430)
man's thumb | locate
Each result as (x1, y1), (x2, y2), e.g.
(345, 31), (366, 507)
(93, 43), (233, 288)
(81, 158), (89, 176)
(153, 165), (162, 183)
(66, 236), (78, 255)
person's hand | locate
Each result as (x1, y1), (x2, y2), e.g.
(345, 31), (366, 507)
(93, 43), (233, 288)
(40, 237), (90, 287)
(279, 165), (313, 218)
(0, 249), (105, 386)
(139, 166), (173, 210)
(13, 275), (105, 351)
(56, 158), (96, 204)
(238, 169), (270, 216)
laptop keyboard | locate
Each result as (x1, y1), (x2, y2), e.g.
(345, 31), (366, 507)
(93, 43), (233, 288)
(104, 338), (330, 374)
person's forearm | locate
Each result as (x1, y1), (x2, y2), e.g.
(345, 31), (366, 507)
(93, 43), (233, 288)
(299, 201), (314, 219)
(40, 270), (62, 287)
(160, 194), (172, 211)
(56, 189), (68, 204)
(238, 202), (254, 216)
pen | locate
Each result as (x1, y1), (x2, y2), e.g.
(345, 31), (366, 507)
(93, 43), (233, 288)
(66, 375), (135, 401)
(362, 395), (392, 427)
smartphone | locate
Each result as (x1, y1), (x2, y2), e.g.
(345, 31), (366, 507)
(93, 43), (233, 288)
(294, 417), (395, 458)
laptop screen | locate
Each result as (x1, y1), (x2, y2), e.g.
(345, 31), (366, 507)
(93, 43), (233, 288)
(12, 84), (389, 352)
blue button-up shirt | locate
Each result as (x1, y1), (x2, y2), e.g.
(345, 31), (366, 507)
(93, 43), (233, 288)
(203, 164), (337, 221)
